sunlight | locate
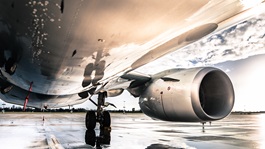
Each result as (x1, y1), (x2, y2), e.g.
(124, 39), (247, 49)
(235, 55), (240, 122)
(240, 0), (263, 8)
(234, 59), (265, 111)
(257, 114), (265, 148)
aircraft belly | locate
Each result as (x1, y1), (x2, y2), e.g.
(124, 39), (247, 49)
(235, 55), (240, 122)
(0, 0), (263, 95)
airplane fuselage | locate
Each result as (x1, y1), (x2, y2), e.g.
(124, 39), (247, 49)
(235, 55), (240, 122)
(0, 0), (264, 108)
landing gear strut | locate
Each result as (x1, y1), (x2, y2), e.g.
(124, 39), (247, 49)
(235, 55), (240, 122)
(85, 92), (111, 130)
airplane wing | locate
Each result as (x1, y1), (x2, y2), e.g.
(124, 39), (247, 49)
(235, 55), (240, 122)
(0, 0), (265, 123)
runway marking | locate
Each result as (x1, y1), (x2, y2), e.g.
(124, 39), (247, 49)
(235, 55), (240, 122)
(46, 134), (64, 149)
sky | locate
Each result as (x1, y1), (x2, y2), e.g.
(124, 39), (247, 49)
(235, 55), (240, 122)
(1, 11), (265, 112)
(217, 54), (265, 111)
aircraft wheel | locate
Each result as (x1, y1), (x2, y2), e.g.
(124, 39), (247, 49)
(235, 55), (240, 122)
(102, 111), (111, 127)
(86, 111), (96, 130)
(85, 129), (96, 147)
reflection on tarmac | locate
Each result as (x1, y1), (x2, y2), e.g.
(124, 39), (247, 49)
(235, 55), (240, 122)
(0, 113), (265, 149)
(258, 114), (265, 149)
(85, 127), (111, 148)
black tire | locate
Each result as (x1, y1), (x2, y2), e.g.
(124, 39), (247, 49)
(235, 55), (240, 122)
(103, 111), (111, 127)
(85, 111), (96, 130)
(99, 127), (111, 145)
(85, 129), (96, 147)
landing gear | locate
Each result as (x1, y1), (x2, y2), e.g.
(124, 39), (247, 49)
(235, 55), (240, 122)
(102, 111), (111, 128)
(85, 92), (111, 130)
(85, 92), (112, 147)
(85, 127), (111, 147)
(86, 111), (96, 130)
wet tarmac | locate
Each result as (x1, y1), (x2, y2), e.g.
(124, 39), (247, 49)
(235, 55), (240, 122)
(0, 112), (265, 149)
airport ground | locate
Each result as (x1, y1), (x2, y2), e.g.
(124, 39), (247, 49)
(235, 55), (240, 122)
(0, 112), (265, 149)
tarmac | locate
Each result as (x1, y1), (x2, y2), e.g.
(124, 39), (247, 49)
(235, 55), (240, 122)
(0, 112), (265, 149)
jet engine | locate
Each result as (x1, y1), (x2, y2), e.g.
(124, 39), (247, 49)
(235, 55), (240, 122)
(139, 67), (234, 122)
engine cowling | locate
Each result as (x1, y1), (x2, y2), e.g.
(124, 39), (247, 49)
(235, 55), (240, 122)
(139, 67), (234, 122)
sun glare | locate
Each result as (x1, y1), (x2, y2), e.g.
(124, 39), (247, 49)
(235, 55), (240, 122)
(233, 58), (265, 111)
(240, 0), (263, 8)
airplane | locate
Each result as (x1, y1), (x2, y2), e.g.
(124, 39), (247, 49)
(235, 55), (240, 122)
(0, 0), (265, 130)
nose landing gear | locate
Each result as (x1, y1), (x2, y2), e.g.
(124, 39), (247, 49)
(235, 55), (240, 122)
(85, 92), (112, 147)
(85, 127), (111, 148)
(85, 92), (111, 130)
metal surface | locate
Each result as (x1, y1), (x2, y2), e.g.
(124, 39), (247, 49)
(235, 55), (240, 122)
(0, 0), (265, 108)
(139, 67), (234, 122)
(0, 112), (265, 149)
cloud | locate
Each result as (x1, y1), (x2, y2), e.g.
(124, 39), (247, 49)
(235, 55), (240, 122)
(138, 13), (265, 74)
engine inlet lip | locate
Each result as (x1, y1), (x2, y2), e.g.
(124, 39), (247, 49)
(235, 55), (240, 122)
(191, 67), (234, 121)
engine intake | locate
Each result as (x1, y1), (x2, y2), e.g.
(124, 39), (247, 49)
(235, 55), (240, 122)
(139, 67), (234, 122)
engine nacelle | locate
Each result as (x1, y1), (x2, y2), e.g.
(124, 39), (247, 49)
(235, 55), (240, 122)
(139, 67), (234, 122)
